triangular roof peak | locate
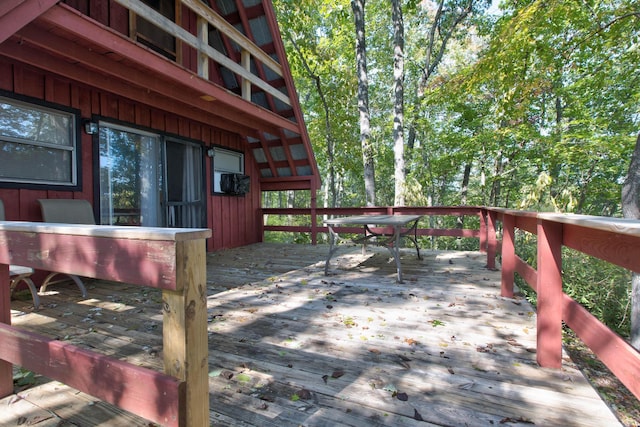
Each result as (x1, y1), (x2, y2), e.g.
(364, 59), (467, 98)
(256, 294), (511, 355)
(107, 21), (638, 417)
(0, 0), (320, 191)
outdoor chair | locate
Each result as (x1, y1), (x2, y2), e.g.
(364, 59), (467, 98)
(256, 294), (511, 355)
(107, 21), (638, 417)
(0, 199), (41, 308)
(37, 199), (92, 297)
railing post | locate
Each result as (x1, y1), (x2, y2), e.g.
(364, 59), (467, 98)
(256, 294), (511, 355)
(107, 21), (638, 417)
(536, 218), (563, 369)
(310, 182), (318, 245)
(196, 16), (209, 79)
(501, 213), (515, 298)
(241, 49), (251, 101)
(0, 264), (11, 397)
(479, 209), (487, 253)
(486, 210), (497, 269)
(163, 239), (209, 426)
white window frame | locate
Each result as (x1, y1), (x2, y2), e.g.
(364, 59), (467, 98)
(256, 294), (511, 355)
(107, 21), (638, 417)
(211, 146), (244, 194)
(0, 95), (78, 187)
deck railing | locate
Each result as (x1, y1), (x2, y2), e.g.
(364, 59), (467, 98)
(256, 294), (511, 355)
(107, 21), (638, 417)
(262, 206), (489, 252)
(262, 205), (640, 400)
(0, 222), (211, 427)
(112, 0), (291, 107)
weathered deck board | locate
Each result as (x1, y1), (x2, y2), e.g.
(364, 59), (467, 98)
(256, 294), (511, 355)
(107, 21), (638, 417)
(1, 243), (623, 426)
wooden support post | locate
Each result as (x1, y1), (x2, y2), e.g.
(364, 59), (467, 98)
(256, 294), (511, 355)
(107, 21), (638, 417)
(500, 213), (515, 298)
(0, 264), (11, 398)
(486, 210), (497, 269)
(196, 16), (209, 79)
(536, 219), (563, 369)
(479, 209), (487, 253)
(310, 181), (318, 245)
(162, 239), (209, 427)
(241, 49), (251, 101)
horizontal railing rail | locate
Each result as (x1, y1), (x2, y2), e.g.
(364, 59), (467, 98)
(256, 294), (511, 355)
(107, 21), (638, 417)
(262, 206), (489, 259)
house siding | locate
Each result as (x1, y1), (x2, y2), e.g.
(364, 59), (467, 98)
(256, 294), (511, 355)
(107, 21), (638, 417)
(0, 58), (262, 251)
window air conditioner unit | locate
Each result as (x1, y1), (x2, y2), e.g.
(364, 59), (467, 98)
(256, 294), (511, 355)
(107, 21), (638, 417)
(221, 173), (250, 195)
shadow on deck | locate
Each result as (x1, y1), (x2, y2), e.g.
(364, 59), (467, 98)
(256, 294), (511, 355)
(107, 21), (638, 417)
(2, 243), (622, 426)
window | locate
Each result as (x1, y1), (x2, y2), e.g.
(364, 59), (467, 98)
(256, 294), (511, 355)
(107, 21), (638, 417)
(0, 95), (79, 187)
(135, 0), (177, 60)
(211, 147), (244, 194)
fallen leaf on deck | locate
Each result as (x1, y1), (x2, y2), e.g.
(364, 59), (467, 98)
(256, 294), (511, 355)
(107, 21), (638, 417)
(221, 370), (234, 380)
(236, 373), (251, 383)
(368, 348), (381, 354)
(297, 389), (312, 400)
(383, 384), (397, 393)
(396, 392), (408, 401)
(331, 369), (345, 378)
(499, 416), (535, 424)
(404, 337), (418, 346)
(447, 367), (455, 374)
(413, 409), (424, 421)
(322, 374), (329, 383)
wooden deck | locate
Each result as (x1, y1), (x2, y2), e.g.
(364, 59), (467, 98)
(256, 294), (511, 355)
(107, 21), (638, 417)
(1, 243), (622, 426)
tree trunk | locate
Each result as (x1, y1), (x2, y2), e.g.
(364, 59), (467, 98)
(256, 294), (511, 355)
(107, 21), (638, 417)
(392, 0), (405, 206)
(457, 162), (472, 228)
(621, 131), (640, 350)
(351, 0), (375, 206)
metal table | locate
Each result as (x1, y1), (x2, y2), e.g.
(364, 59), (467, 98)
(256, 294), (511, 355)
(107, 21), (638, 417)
(323, 214), (422, 283)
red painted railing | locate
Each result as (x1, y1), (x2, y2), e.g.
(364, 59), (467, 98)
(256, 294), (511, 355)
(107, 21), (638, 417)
(262, 206), (640, 400)
(487, 208), (640, 400)
(262, 206), (489, 256)
(0, 223), (211, 427)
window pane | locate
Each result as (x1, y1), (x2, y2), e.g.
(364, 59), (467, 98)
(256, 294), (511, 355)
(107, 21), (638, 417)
(99, 126), (163, 226)
(0, 141), (72, 184)
(0, 100), (72, 146)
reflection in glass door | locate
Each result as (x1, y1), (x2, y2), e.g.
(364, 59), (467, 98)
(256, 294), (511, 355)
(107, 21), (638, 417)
(99, 123), (205, 228)
(99, 124), (163, 226)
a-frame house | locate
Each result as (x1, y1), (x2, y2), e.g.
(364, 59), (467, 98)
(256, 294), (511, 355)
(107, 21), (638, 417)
(0, 0), (320, 251)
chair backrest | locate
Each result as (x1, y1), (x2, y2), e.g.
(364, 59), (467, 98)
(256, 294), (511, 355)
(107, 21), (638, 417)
(0, 199), (4, 221)
(38, 199), (96, 225)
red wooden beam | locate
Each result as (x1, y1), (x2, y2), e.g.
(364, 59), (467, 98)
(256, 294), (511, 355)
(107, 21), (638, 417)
(0, 265), (12, 398)
(0, 0), (59, 44)
(514, 255), (537, 291)
(536, 219), (563, 368)
(563, 223), (640, 273)
(486, 210), (497, 269)
(500, 213), (515, 298)
(562, 293), (640, 400)
(0, 323), (185, 427)
(0, 230), (180, 290)
(38, 4), (301, 134)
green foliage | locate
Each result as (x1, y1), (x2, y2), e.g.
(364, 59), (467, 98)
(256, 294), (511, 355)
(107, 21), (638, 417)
(512, 232), (631, 337)
(13, 368), (36, 387)
(271, 0), (638, 340)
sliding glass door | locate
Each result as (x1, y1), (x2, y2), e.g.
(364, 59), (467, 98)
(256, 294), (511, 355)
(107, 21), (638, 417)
(98, 123), (205, 228)
(165, 139), (205, 228)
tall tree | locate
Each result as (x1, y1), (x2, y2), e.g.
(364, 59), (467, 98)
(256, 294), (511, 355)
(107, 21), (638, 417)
(622, 132), (640, 350)
(392, 0), (405, 206)
(351, 0), (375, 206)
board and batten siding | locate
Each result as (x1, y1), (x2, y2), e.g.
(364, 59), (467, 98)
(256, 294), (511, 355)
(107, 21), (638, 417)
(0, 58), (262, 251)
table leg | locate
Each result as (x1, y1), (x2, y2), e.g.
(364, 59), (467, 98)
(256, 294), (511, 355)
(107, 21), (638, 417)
(394, 227), (402, 282)
(324, 225), (339, 275)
